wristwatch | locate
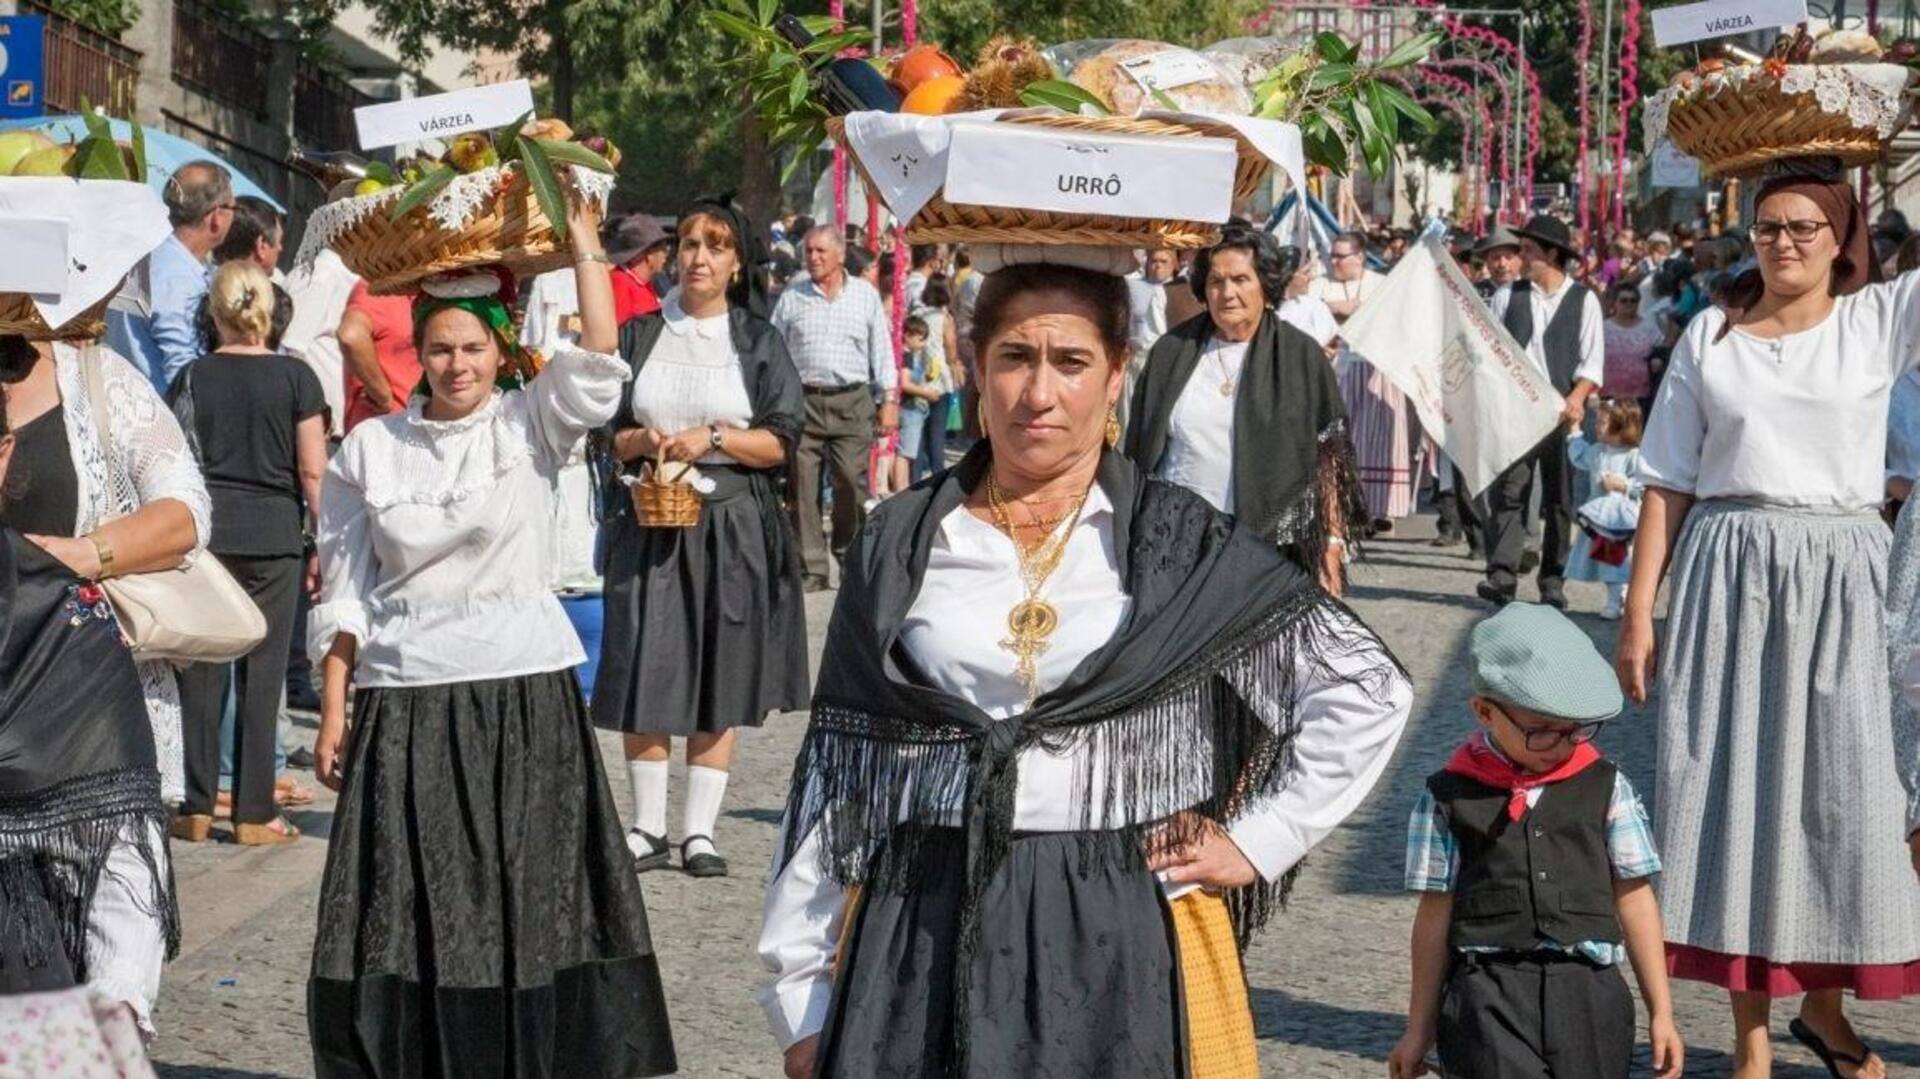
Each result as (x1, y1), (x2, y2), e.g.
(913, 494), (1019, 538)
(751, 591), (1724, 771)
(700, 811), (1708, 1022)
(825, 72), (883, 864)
(709, 424), (725, 451)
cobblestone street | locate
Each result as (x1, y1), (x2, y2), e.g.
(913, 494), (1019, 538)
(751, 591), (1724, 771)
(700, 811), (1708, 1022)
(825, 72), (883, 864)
(149, 516), (1920, 1078)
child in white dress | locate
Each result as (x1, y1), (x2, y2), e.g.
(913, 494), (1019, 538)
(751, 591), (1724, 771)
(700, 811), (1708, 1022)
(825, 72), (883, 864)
(1566, 400), (1645, 619)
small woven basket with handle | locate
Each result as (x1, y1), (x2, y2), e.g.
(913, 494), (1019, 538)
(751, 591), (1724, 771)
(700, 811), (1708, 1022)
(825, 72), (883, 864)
(630, 450), (702, 529)
(828, 113), (1271, 250)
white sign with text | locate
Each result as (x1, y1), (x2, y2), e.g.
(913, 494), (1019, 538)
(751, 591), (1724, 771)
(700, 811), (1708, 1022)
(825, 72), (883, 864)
(1650, 0), (1808, 48)
(354, 80), (536, 151)
(943, 122), (1238, 223)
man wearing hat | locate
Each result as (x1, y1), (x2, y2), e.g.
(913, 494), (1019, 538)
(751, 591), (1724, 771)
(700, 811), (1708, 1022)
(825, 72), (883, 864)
(1479, 215), (1606, 609)
(1473, 226), (1524, 299)
(606, 213), (673, 324)
(1388, 604), (1683, 1079)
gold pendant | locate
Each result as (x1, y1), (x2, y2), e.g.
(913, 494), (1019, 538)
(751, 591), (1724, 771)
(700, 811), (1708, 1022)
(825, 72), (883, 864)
(1000, 597), (1061, 701)
(1219, 378), (1236, 397)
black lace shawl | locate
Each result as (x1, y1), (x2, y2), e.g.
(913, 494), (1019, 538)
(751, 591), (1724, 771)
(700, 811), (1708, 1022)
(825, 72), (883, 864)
(0, 530), (177, 984)
(778, 445), (1402, 972)
(1125, 309), (1367, 577)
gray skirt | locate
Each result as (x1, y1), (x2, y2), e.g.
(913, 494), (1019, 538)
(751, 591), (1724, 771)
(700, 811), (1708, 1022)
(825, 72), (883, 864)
(1655, 500), (1920, 966)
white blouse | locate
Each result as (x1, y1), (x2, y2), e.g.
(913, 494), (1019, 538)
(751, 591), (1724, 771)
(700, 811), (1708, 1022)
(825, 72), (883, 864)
(629, 294), (753, 467)
(1640, 273), (1920, 510)
(755, 486), (1413, 1048)
(309, 347), (629, 685)
(1156, 338), (1248, 514)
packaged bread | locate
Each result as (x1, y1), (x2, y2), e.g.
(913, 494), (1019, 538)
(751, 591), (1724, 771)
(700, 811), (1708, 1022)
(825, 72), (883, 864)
(1042, 39), (1252, 116)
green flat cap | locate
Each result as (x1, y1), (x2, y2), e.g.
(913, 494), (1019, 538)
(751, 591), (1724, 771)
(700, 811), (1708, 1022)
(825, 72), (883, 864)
(1470, 603), (1624, 721)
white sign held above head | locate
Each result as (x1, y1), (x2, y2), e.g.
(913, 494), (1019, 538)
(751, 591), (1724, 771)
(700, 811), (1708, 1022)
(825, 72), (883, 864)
(943, 122), (1238, 225)
(354, 79), (537, 152)
(1651, 143), (1702, 188)
(0, 216), (69, 295)
(1650, 0), (1808, 48)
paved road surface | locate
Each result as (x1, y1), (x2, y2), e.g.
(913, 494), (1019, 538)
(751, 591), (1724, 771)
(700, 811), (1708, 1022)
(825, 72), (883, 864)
(150, 515), (1920, 1077)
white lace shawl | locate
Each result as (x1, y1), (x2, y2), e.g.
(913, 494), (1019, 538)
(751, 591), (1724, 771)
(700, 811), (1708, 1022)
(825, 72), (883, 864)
(52, 342), (212, 802)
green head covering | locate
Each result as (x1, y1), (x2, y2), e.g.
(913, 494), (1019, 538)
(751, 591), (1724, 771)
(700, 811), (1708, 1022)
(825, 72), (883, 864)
(411, 272), (541, 393)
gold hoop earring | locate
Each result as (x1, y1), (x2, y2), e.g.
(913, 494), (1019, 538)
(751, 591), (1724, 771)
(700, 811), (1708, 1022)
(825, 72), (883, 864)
(1105, 407), (1121, 450)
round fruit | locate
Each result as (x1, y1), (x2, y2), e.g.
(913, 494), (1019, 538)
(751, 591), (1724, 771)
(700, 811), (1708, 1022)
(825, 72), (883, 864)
(900, 74), (968, 115)
(12, 144), (74, 177)
(0, 130), (55, 175)
(353, 178), (388, 197)
(888, 44), (964, 96)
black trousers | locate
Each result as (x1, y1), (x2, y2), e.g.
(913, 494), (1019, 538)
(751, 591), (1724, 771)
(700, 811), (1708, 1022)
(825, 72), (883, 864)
(1437, 953), (1634, 1079)
(1435, 466), (1484, 548)
(1485, 430), (1572, 592)
(179, 553), (303, 823)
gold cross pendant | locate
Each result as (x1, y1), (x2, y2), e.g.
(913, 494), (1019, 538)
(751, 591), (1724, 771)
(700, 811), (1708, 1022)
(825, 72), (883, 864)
(1000, 597), (1060, 704)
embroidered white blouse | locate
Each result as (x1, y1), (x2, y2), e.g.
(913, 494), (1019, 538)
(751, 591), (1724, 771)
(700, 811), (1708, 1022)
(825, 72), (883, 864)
(1639, 273), (1920, 511)
(629, 293), (754, 467)
(754, 486), (1414, 1048)
(1155, 338), (1249, 514)
(309, 347), (629, 685)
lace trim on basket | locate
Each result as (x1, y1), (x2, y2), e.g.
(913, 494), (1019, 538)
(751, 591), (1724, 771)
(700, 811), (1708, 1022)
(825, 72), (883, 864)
(293, 164), (617, 269)
(1643, 63), (1915, 155)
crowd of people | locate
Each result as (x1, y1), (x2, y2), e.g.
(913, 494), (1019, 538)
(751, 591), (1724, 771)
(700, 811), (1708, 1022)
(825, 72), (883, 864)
(1, 142), (1918, 1079)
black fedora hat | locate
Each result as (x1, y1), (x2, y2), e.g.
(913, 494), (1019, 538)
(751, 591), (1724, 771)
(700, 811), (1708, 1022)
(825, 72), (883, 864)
(1510, 214), (1581, 262)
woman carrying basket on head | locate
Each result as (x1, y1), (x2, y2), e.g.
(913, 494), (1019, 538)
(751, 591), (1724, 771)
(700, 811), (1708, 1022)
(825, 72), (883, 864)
(593, 196), (811, 879)
(306, 194), (676, 1079)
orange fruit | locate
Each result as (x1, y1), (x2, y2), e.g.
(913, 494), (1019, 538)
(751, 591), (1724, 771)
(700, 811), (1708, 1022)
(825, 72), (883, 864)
(900, 74), (967, 115)
(889, 44), (964, 96)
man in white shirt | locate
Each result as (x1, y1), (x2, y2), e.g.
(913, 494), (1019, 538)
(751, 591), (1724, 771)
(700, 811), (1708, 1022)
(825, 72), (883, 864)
(1118, 248), (1177, 433)
(280, 247), (357, 439)
(1481, 214), (1606, 610)
(771, 226), (900, 590)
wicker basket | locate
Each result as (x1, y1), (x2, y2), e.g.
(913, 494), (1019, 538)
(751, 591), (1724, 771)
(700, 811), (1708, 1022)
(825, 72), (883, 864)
(329, 167), (582, 296)
(0, 293), (113, 341)
(629, 452), (702, 529)
(1665, 77), (1898, 178)
(828, 113), (1272, 249)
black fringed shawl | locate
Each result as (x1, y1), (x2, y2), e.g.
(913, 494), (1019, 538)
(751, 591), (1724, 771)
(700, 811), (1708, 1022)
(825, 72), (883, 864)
(1125, 309), (1367, 577)
(779, 445), (1403, 1032)
(0, 530), (178, 985)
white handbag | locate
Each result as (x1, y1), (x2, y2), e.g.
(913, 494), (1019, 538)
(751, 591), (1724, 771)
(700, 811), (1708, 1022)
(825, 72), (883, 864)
(81, 346), (267, 664)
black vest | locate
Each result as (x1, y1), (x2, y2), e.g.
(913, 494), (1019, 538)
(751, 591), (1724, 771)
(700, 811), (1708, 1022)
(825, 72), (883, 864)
(1501, 280), (1592, 394)
(1427, 760), (1621, 952)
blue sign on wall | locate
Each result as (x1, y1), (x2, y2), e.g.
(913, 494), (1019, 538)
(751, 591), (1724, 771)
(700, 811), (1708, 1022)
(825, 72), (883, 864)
(0, 16), (47, 120)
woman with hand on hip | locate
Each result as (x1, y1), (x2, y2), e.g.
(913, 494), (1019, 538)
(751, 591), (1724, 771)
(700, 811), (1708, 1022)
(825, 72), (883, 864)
(306, 196), (676, 1079)
(594, 197), (810, 879)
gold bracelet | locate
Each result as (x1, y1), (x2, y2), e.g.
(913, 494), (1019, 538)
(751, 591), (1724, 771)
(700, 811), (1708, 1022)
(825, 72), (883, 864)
(87, 533), (116, 579)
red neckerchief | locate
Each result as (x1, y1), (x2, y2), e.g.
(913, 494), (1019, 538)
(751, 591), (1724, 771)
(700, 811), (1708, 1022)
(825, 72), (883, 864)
(1442, 732), (1602, 821)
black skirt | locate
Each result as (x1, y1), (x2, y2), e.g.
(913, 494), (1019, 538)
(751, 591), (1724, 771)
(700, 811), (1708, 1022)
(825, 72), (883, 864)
(593, 465), (809, 736)
(817, 829), (1186, 1079)
(308, 670), (676, 1079)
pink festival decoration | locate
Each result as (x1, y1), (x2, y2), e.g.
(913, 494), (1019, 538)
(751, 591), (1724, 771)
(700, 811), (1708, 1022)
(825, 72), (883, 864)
(1413, 68), (1496, 234)
(829, 0), (848, 228)
(1431, 58), (1512, 206)
(1614, 0), (1641, 233)
(1577, 0), (1594, 241)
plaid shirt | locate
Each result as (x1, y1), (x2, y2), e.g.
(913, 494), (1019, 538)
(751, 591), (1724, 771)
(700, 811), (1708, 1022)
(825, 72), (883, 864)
(770, 275), (898, 394)
(1404, 739), (1661, 965)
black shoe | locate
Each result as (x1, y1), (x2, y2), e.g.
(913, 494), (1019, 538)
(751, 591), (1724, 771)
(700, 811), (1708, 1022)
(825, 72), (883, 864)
(629, 828), (671, 873)
(286, 681), (322, 712)
(803, 575), (832, 594)
(1429, 532), (1464, 548)
(1789, 1017), (1877, 1078)
(1539, 585), (1569, 611)
(286, 746), (316, 770)
(1476, 581), (1516, 607)
(681, 836), (729, 878)
(1372, 517), (1395, 536)
(1518, 548), (1541, 574)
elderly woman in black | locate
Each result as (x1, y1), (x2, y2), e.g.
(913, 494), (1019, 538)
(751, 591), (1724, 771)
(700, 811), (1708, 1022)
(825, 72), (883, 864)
(758, 256), (1410, 1078)
(1124, 224), (1365, 593)
(593, 198), (809, 878)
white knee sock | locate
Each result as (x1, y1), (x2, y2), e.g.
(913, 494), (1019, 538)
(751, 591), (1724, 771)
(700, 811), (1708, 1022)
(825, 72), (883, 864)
(627, 759), (669, 839)
(682, 765), (730, 859)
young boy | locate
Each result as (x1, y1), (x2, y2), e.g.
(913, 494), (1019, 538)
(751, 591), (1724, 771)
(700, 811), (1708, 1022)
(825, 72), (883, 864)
(1388, 603), (1683, 1079)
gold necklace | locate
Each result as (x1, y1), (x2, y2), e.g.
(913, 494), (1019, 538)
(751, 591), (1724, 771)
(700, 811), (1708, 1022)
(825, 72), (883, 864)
(1211, 343), (1240, 397)
(986, 472), (1089, 706)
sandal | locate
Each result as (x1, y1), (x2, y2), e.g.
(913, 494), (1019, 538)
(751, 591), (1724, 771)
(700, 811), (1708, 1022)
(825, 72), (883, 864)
(231, 815), (301, 846)
(276, 775), (315, 807)
(169, 813), (213, 843)
(1790, 1017), (1879, 1078)
(681, 835), (729, 879)
(628, 828), (671, 873)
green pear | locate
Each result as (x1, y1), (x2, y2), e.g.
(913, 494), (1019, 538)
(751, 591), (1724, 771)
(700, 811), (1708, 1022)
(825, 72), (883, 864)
(0, 130), (54, 175)
(11, 144), (75, 177)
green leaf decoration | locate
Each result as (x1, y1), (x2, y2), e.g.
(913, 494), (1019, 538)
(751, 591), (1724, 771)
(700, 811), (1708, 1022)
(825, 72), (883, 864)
(129, 121), (147, 183)
(1377, 29), (1443, 70)
(385, 163), (457, 222)
(490, 110), (534, 154)
(705, 10), (764, 42)
(1018, 79), (1112, 115)
(516, 133), (570, 242)
(1366, 80), (1398, 145)
(1314, 32), (1357, 64)
(1308, 63), (1356, 90)
(364, 159), (397, 185)
(534, 138), (615, 173)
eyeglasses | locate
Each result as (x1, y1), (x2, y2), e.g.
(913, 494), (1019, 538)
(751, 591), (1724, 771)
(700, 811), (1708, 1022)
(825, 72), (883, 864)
(1493, 705), (1604, 751)
(1747, 219), (1831, 245)
(1332, 250), (1362, 261)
